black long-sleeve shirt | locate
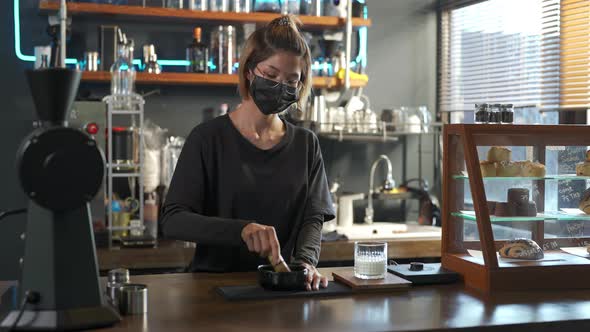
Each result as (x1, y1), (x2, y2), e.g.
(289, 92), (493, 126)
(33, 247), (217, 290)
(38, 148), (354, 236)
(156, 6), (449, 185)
(160, 114), (335, 272)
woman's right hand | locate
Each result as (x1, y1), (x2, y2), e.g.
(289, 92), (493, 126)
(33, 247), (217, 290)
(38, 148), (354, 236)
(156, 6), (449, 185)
(241, 223), (282, 265)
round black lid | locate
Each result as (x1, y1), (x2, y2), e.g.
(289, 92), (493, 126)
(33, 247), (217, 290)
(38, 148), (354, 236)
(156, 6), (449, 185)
(17, 127), (104, 211)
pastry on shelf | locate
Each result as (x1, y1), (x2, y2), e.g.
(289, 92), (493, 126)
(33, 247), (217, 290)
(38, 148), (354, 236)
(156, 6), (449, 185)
(487, 146), (511, 163)
(520, 201), (537, 217)
(499, 238), (544, 260)
(487, 201), (497, 215)
(496, 161), (521, 177)
(494, 202), (514, 217)
(507, 188), (529, 205)
(579, 188), (590, 214)
(576, 161), (590, 176)
(480, 161), (497, 177)
(520, 161), (546, 177)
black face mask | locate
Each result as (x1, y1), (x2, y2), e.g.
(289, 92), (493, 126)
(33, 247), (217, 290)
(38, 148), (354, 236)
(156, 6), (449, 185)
(249, 75), (299, 115)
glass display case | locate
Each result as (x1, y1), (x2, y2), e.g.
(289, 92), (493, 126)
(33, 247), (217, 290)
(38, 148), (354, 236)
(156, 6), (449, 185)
(442, 124), (590, 293)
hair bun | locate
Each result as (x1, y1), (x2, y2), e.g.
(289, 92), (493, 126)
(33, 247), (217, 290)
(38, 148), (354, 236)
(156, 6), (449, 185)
(269, 14), (302, 31)
(278, 16), (290, 26)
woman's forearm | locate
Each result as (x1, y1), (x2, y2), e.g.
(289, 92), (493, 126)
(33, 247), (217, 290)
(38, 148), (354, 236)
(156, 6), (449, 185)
(160, 203), (250, 246)
(292, 215), (323, 266)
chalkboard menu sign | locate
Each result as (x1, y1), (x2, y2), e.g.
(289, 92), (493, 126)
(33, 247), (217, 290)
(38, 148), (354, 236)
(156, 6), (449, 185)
(558, 146), (586, 208)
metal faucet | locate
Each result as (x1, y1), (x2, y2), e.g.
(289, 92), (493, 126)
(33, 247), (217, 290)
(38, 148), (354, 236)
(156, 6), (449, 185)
(365, 155), (395, 224)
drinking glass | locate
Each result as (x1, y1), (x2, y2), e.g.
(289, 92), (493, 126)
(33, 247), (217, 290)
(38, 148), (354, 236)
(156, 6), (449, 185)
(354, 242), (387, 279)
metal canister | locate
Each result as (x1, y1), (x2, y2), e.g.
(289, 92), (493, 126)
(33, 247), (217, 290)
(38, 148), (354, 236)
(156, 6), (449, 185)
(118, 284), (148, 315)
(106, 268), (130, 305)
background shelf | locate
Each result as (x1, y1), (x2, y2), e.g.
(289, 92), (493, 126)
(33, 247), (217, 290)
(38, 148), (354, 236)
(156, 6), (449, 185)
(81, 71), (367, 88)
(39, 1), (372, 29)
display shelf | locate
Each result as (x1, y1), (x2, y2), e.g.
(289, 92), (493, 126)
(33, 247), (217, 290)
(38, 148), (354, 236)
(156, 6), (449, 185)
(453, 210), (590, 222)
(452, 211), (551, 222)
(39, 1), (372, 29)
(452, 174), (590, 181)
(80, 71), (367, 88)
(442, 124), (590, 293)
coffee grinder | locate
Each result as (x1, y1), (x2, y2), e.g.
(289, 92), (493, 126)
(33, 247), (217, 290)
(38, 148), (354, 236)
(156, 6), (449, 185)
(0, 68), (121, 331)
(0, 1), (120, 329)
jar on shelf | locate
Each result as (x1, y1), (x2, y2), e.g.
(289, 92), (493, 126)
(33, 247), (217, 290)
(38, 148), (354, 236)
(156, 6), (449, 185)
(501, 104), (514, 124)
(474, 103), (489, 124)
(489, 104), (501, 124)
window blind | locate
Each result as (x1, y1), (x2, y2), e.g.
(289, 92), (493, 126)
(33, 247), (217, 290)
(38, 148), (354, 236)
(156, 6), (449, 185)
(560, 0), (590, 109)
(438, 0), (561, 113)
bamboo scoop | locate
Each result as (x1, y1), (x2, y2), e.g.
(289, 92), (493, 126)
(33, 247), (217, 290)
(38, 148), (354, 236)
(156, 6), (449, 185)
(269, 255), (291, 272)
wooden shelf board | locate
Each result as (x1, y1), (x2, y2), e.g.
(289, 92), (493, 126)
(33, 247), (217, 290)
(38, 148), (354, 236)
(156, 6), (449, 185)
(39, 1), (372, 29)
(81, 71), (367, 88)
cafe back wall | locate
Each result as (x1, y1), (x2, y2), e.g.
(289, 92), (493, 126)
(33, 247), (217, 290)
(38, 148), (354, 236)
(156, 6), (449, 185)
(0, 0), (437, 279)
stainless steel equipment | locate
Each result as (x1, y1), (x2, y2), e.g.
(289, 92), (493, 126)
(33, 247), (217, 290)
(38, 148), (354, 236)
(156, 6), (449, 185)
(69, 101), (107, 229)
(118, 284), (148, 315)
(365, 155), (395, 224)
(103, 94), (145, 249)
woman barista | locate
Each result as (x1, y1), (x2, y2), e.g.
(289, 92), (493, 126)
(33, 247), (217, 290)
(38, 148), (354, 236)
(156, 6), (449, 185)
(160, 15), (335, 290)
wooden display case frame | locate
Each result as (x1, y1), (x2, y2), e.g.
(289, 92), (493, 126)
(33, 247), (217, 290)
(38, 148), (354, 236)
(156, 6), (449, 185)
(442, 124), (590, 293)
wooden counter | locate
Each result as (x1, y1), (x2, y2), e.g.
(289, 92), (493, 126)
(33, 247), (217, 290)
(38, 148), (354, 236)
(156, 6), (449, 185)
(3, 268), (590, 331)
(97, 233), (441, 272)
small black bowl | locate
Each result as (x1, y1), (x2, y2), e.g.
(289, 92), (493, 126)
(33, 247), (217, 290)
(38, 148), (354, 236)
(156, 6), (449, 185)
(257, 264), (308, 291)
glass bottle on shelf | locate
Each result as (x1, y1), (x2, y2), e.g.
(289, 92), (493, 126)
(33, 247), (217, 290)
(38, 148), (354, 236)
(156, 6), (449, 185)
(210, 0), (229, 11)
(232, 0), (252, 12)
(186, 27), (209, 73)
(254, 0), (282, 13)
(110, 41), (136, 96)
(189, 0), (208, 10)
(165, 0), (183, 8)
(281, 0), (300, 14)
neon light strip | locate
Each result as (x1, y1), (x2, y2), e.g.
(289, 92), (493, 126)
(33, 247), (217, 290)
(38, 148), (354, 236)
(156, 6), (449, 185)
(13, 0), (367, 68)
(14, 0), (76, 64)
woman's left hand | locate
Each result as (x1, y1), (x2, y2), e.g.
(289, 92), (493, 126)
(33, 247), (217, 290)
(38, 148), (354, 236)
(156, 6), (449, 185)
(300, 262), (328, 291)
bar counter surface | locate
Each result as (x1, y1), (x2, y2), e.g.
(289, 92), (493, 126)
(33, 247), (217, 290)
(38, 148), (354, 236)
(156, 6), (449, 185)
(74, 268), (590, 332)
(3, 267), (590, 331)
